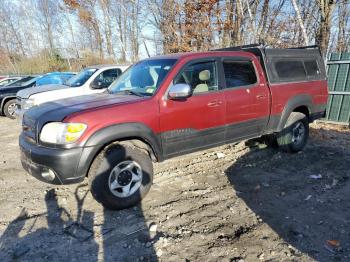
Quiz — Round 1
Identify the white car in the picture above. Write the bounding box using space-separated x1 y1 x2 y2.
16 65 129 118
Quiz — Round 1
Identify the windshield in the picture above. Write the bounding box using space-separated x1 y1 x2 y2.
6 76 34 86
65 68 97 87
108 59 177 96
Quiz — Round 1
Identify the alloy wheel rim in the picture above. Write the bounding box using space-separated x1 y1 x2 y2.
108 160 143 198
292 122 305 145
7 103 16 116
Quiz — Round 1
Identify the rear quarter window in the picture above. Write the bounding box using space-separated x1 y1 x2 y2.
223 61 257 88
304 60 320 77
274 60 306 80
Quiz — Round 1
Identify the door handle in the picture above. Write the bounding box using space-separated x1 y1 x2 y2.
207 101 218 107
207 100 223 107
256 94 267 99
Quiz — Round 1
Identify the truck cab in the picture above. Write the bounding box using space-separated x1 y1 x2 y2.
19 46 328 210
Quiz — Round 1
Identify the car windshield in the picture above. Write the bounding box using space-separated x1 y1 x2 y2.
108 59 177 96
65 68 97 87
6 76 34 86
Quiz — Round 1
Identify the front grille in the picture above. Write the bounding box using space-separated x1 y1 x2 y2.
22 115 36 143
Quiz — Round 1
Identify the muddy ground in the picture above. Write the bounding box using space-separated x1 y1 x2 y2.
0 118 349 262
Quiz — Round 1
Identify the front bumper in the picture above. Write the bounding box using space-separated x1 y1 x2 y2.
15 108 24 121
19 134 86 185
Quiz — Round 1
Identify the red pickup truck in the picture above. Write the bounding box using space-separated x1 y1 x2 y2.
19 45 328 210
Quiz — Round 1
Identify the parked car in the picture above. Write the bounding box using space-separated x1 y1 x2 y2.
16 65 129 118
0 77 22 87
0 72 75 119
19 45 328 210
4 76 36 87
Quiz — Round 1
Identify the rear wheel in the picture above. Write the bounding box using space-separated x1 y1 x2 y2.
88 144 153 210
4 99 17 119
277 112 309 153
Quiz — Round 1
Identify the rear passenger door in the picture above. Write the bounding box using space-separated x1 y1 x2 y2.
222 58 270 142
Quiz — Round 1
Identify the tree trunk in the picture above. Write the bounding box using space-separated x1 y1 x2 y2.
257 0 270 43
291 0 309 46
316 0 336 54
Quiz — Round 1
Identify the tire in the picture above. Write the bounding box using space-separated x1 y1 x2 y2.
88 143 153 210
4 99 17 119
261 134 278 148
277 112 309 153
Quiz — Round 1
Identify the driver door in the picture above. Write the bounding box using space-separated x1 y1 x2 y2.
159 59 226 158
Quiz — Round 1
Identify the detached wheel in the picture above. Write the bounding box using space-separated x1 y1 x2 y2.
4 99 17 119
88 144 153 210
277 112 309 153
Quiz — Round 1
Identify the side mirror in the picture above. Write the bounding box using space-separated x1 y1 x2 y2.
90 80 105 89
168 84 192 100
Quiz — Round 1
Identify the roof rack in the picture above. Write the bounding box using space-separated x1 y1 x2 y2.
287 45 319 49
213 44 319 51
212 43 263 52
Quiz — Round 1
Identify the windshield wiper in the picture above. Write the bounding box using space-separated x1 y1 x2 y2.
118 90 145 97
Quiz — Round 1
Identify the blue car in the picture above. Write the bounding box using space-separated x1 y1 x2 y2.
35 72 76 86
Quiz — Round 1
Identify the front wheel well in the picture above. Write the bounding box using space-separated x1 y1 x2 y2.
86 137 158 178
1 97 16 114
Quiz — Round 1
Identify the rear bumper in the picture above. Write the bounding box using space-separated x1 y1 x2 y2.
19 134 86 185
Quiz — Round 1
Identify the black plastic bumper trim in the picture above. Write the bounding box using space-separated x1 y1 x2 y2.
19 134 85 185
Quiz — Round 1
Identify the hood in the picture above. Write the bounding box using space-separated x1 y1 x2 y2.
17 84 68 99
25 93 145 129
0 85 25 96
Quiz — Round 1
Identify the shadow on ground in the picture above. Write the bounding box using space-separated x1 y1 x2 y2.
0 146 159 261
0 185 159 261
226 127 350 261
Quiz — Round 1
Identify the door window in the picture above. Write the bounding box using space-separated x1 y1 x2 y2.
94 69 122 88
173 61 218 94
223 61 257 88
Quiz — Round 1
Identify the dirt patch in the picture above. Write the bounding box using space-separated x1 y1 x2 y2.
0 118 349 261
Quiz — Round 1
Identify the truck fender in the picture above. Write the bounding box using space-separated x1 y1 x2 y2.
276 94 312 131
76 123 163 178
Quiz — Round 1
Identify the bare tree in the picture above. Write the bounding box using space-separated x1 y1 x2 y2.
337 1 350 52
316 0 337 54
99 0 114 58
36 0 60 51
291 0 309 45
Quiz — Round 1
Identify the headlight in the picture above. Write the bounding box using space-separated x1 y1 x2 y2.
40 122 87 144
22 98 35 110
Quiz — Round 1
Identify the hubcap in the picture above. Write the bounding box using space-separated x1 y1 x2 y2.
7 103 16 116
108 160 143 198
292 122 305 145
